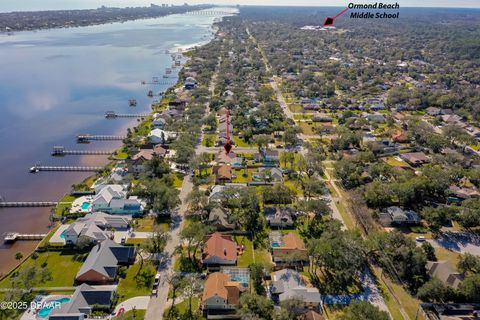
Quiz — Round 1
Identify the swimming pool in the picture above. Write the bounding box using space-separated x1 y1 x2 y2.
271 242 280 247
81 202 90 210
37 297 70 317
60 231 65 239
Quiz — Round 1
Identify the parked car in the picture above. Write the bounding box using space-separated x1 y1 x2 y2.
415 236 426 242
153 273 161 287
151 288 158 297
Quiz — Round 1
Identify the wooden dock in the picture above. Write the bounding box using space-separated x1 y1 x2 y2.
4 232 47 243
0 201 58 208
77 134 126 142
51 146 113 156
30 165 103 173
105 111 150 119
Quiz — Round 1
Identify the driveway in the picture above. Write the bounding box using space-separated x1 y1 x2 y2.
113 296 150 315
430 231 480 255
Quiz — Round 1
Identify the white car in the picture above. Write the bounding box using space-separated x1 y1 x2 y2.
415 236 426 242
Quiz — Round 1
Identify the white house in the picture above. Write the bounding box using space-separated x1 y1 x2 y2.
148 128 175 144
91 185 144 215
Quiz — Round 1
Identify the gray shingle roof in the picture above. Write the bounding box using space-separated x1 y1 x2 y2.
76 240 135 280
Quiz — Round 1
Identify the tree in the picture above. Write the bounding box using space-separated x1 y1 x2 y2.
143 154 170 179
417 278 450 303
185 186 209 214
15 252 23 261
239 293 274 320
278 298 303 319
180 221 211 262
422 242 437 261
178 275 203 317
142 228 170 260
283 126 301 146
133 179 180 215
459 274 480 302
338 301 389 320
249 263 270 295
190 152 211 177
457 199 480 229
457 253 480 274
262 184 295 205
253 134 272 151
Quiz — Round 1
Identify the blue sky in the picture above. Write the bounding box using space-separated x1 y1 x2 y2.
0 0 479 12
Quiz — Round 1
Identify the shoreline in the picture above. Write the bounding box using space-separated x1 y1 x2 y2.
0 22 219 279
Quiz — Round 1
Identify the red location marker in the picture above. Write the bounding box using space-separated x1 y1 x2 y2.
323 7 349 27
324 17 334 26
224 141 233 155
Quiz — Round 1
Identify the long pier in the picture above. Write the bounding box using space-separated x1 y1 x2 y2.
52 146 113 156
30 165 103 173
4 232 47 243
105 111 150 119
0 201 58 208
77 134 126 142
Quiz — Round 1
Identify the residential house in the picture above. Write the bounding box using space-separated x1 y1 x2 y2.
202 232 237 267
449 185 480 200
426 261 464 289
219 121 234 140
213 164 233 184
209 184 247 202
128 145 168 173
215 151 236 165
269 232 308 265
392 130 410 143
265 207 299 227
49 284 116 320
400 152 430 166
184 77 198 90
420 303 480 320
148 128 175 144
209 207 234 231
76 240 135 283
365 113 386 123
297 311 325 320
258 167 283 182
318 123 336 134
426 107 442 117
91 185 143 215
62 212 130 245
379 206 421 226
152 113 166 129
231 157 245 168
254 148 279 164
270 269 322 309
202 272 243 313
312 114 333 122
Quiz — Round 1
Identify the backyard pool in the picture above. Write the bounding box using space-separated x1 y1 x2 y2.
59 231 65 239
81 202 91 210
37 297 70 318
271 242 280 247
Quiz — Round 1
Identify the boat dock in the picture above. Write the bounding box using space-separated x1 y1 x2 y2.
0 201 58 208
51 146 113 156
105 111 149 119
77 134 126 142
30 165 104 173
4 232 47 243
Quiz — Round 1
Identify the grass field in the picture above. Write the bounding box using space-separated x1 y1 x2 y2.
201 134 217 147
117 261 157 301
233 136 254 147
234 235 255 267
0 251 84 288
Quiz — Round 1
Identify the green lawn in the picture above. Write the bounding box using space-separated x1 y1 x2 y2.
0 251 84 288
163 297 204 319
202 134 217 147
233 136 253 147
117 261 157 301
173 173 185 188
234 236 255 267
115 148 129 159
118 309 146 320
232 168 257 183
54 194 77 217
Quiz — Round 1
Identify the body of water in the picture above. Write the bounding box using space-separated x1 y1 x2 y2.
0 8 236 275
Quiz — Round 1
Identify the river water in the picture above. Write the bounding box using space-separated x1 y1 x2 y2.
0 8 236 275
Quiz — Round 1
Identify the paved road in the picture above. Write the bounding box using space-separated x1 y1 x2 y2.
144 175 193 320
